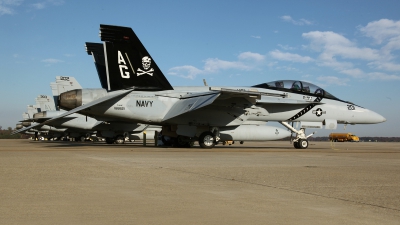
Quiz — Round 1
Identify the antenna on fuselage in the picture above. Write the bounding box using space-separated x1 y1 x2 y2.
203 79 208 86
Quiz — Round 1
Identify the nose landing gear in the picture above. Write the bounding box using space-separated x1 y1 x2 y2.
280 122 314 149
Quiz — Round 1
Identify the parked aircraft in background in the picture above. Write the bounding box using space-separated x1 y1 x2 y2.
16 99 66 140
30 76 155 143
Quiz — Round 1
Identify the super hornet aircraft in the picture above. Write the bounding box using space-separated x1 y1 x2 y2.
15 24 386 149
83 42 290 145
14 47 289 145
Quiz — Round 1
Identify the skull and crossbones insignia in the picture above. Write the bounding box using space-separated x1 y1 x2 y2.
137 56 154 76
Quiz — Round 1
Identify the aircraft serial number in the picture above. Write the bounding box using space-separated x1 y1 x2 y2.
60 76 70 81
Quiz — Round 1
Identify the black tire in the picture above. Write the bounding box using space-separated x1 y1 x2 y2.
105 137 114 144
199 132 215 149
161 135 173 146
299 139 309 149
293 141 300 149
186 141 195 148
175 135 187 147
173 136 194 148
115 135 125 144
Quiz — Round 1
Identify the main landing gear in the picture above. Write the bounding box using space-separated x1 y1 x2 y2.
159 127 219 148
198 131 216 148
105 135 126 144
198 128 220 149
280 122 314 149
160 135 195 148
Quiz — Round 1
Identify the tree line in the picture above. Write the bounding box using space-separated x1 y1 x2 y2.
0 126 31 139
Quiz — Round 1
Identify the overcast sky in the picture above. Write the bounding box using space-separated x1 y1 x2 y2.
1 0 399 136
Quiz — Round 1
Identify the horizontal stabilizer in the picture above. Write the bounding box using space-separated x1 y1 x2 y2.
12 89 134 135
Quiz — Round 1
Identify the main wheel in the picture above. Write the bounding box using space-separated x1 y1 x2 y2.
299 139 309 149
293 141 300 149
115 135 125 144
186 141 195 148
199 131 215 149
105 137 114 144
161 135 173 146
174 135 186 147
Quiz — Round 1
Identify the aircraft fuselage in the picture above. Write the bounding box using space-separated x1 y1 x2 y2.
63 84 385 127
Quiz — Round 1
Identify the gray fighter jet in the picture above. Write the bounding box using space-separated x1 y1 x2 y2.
83 42 291 146
16 25 385 149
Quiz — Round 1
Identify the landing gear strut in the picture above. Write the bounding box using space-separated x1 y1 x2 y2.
280 122 314 149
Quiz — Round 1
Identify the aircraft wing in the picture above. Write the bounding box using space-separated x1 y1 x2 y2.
12 89 134 135
210 87 323 105
160 88 321 121
160 91 221 121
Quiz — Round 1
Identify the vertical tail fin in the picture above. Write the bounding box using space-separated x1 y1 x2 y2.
85 42 108 89
26 105 40 118
35 95 56 111
50 76 82 110
22 112 29 120
99 24 173 91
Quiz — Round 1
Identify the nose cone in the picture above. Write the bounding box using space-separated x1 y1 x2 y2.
59 89 82 110
367 110 386 124
355 109 386 124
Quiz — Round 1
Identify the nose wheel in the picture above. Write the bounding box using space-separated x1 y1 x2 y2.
280 122 313 149
294 139 308 149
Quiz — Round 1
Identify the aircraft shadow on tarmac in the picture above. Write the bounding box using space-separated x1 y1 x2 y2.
32 140 332 152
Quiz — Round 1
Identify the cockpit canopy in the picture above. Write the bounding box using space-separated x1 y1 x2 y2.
252 80 338 100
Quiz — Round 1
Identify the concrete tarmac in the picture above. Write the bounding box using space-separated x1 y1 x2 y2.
0 139 399 225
